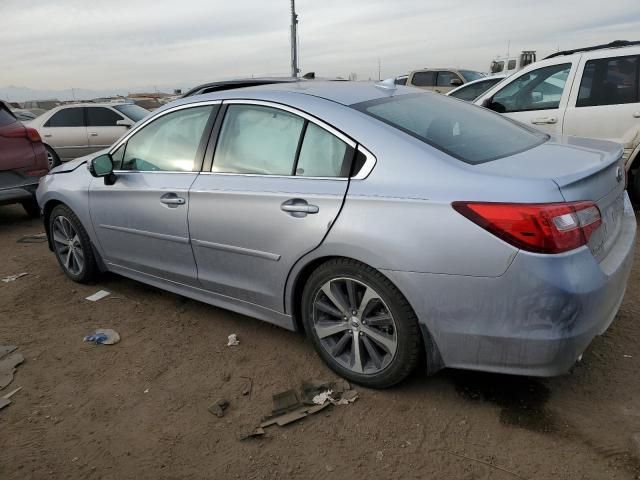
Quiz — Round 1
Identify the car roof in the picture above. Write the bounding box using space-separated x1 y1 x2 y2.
177 81 418 107
51 102 127 108
544 39 640 59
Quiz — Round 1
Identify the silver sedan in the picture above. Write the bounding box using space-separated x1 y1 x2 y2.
36 82 637 388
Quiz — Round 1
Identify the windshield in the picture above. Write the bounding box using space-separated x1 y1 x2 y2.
459 70 485 81
113 103 150 122
351 93 547 164
449 78 502 101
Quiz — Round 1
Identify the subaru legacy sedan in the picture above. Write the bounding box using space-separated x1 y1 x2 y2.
36 82 636 388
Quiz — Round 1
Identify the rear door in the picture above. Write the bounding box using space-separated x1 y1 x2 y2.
483 60 578 134
189 101 355 312
40 107 89 161
90 104 217 285
409 71 437 91
434 71 463 94
563 52 640 167
86 107 129 153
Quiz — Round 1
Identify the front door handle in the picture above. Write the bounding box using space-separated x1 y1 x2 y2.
531 117 557 125
160 193 185 208
633 112 640 118
281 199 319 217
90 132 98 137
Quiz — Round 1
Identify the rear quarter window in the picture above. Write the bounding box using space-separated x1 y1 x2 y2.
351 92 547 165
0 106 17 126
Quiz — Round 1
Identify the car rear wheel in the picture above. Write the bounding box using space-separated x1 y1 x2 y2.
49 205 98 283
45 145 61 170
301 258 422 388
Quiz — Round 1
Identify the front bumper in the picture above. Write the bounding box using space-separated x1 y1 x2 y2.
384 193 637 377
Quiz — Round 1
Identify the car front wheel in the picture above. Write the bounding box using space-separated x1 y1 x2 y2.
302 258 422 388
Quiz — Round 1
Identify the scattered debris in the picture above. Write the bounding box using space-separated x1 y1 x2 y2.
143 388 149 394
240 377 253 397
241 379 358 440
83 329 120 345
0 348 24 389
624 355 633 358
375 451 384 461
1 272 28 283
17 232 47 244
85 290 111 302
447 451 523 479
227 334 239 346
208 399 230 418
0 387 23 411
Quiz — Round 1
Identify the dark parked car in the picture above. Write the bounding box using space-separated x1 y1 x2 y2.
0 101 48 216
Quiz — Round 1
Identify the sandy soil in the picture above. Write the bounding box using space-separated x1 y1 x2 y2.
1 203 639 480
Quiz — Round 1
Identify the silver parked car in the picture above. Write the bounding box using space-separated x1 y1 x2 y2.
36 82 637 388
28 103 150 168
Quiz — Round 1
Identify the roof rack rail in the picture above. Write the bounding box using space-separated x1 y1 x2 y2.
545 40 640 59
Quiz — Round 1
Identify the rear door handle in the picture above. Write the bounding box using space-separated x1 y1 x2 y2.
44 134 52 138
90 132 98 137
633 112 640 118
160 193 185 208
281 199 319 217
531 117 557 125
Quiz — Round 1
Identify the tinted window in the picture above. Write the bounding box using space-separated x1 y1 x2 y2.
507 60 517 70
491 61 505 74
460 70 485 81
296 123 351 177
113 104 150 122
87 107 123 127
577 55 639 107
352 93 546 165
437 71 460 87
394 77 407 85
449 78 502 101
213 105 304 175
411 71 436 87
45 108 84 127
491 63 571 113
121 105 213 172
0 106 16 126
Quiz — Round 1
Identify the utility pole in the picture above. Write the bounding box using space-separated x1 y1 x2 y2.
290 0 299 78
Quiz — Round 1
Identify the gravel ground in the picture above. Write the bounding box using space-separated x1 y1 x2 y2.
1 203 639 480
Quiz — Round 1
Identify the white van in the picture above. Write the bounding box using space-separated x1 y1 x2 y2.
476 40 640 200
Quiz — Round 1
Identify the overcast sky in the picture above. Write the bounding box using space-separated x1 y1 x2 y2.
2 0 640 91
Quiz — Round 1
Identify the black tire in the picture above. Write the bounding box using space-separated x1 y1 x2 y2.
45 145 61 170
49 204 98 283
21 197 40 218
301 258 422 388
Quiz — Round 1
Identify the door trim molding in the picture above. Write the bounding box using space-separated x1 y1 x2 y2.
99 224 190 244
192 238 281 261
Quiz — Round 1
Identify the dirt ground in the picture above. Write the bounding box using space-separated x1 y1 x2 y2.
1 204 639 480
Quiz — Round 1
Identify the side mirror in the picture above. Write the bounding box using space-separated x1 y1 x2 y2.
116 119 133 128
450 78 463 87
88 153 116 185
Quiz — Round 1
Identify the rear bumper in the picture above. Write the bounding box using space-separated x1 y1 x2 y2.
384 193 637 377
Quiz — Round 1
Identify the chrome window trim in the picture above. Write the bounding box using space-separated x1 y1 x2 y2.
108 100 223 154
353 145 376 180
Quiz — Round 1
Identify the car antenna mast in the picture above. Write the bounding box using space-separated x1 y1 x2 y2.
290 0 300 78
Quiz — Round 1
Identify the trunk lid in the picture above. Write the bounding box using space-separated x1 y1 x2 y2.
475 135 627 262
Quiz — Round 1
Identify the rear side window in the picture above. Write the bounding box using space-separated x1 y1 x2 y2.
45 108 84 127
87 107 123 127
508 60 517 70
0 106 16 126
213 104 354 177
411 71 436 87
576 55 639 107
352 92 547 165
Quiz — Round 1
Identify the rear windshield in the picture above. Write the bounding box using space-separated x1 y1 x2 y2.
351 93 547 164
0 105 17 126
113 104 150 122
460 70 485 81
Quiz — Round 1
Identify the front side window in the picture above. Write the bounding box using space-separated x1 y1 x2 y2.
394 77 407 86
87 107 123 127
491 63 571 113
411 71 436 87
507 60 517 70
352 92 547 165
577 55 639 107
45 108 84 127
120 105 213 172
491 61 505 74
437 71 460 87
449 78 502 101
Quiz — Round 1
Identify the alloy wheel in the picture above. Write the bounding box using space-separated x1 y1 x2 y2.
46 150 55 170
312 277 398 375
52 216 84 276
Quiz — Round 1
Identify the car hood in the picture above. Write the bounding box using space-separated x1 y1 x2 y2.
50 149 108 174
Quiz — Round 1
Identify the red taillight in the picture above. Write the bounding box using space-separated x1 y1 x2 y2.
25 127 41 143
452 201 602 254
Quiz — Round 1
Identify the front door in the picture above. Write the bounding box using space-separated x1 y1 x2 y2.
563 52 640 166
40 106 90 161
485 61 577 134
433 71 462 94
86 106 129 153
90 104 216 285
189 102 354 312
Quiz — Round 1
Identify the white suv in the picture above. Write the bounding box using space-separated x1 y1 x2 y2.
475 40 640 200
